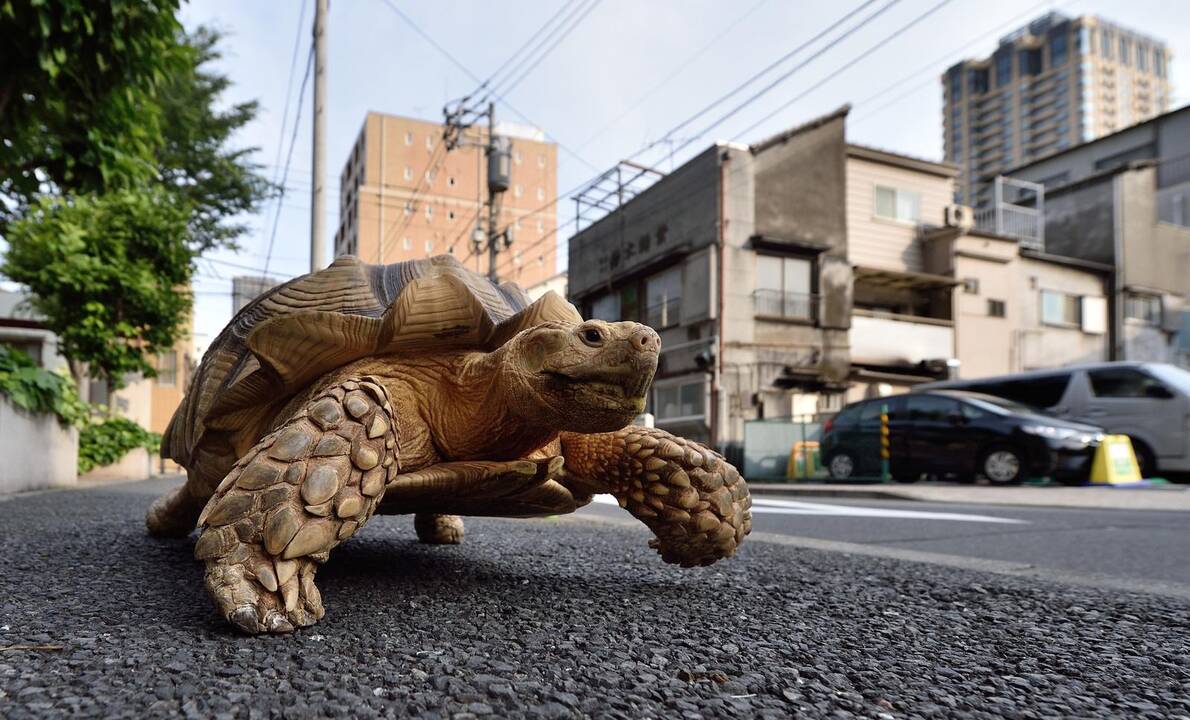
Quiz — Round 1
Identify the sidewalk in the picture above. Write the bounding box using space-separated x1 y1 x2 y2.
748 481 1190 511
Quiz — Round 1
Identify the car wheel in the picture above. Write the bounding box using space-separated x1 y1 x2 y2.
827 452 856 481
1128 439 1156 478
981 446 1024 485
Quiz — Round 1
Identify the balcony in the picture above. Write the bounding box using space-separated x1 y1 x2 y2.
850 311 954 366
753 290 816 322
973 175 1045 250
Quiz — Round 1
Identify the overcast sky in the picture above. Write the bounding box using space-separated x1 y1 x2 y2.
179 0 1190 355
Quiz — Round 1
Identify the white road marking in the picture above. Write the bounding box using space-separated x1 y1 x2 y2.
591 494 1026 525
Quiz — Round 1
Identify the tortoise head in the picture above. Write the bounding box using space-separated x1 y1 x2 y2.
504 319 660 432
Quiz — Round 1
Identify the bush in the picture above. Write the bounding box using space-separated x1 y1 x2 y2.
0 344 88 427
78 416 161 475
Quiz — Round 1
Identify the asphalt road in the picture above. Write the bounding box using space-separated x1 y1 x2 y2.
581 493 1190 586
2 477 1189 719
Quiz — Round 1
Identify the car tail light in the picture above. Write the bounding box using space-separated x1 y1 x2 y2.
823 417 834 436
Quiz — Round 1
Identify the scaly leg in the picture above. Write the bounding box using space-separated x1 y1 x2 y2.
414 514 465 544
193 377 399 634
560 426 751 567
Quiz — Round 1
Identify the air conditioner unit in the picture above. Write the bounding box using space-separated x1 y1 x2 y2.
945 204 975 230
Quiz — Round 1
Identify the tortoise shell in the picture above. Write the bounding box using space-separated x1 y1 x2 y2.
163 254 580 468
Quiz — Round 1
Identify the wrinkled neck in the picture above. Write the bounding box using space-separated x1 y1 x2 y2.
429 347 556 461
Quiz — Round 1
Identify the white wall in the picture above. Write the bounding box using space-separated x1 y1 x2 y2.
0 398 78 494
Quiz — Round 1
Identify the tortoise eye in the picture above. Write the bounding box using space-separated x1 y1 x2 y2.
581 327 604 346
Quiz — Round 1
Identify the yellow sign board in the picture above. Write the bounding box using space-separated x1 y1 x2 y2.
1089 435 1143 485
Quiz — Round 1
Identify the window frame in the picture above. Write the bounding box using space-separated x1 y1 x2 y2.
873 185 922 225
753 253 815 322
1040 289 1082 328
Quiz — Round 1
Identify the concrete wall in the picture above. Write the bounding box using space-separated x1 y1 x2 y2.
951 234 1018 378
1119 165 1190 293
1042 175 1116 264
0 398 78 494
568 148 720 299
80 447 151 483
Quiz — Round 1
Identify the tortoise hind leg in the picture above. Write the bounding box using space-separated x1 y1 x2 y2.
194 377 399 634
146 478 206 537
414 513 465 544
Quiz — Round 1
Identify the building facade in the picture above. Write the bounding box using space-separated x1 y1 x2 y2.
333 112 558 288
568 107 1118 457
944 12 1171 208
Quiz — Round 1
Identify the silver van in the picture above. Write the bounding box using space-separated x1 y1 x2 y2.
916 362 1190 478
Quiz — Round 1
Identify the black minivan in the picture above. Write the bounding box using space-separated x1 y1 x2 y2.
821 390 1105 485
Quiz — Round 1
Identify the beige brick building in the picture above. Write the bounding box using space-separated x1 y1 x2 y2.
333 112 558 287
944 12 1172 208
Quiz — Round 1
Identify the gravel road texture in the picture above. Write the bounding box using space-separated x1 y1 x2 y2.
1 478 1188 718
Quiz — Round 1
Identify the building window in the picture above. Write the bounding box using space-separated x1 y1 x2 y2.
537 154 546 168
425 136 433 150
653 379 705 422
1041 290 1081 327
402 237 412 250
536 220 544 235
590 292 620 322
1136 44 1148 72
404 202 413 216
645 266 682 329
425 240 434 253
404 166 412 180
514 184 523 198
987 299 1006 317
448 210 456 220
1100 30 1113 59
874 186 921 223
1050 31 1068 67
962 278 980 294
425 205 433 220
404 131 413 145
425 170 435 184
513 150 522 165
995 52 1012 87
1124 293 1162 325
157 351 178 387
536 187 544 201
755 254 813 320
448 176 456 187
1119 37 1131 66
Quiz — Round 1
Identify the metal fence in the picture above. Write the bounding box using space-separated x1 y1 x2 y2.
752 290 816 321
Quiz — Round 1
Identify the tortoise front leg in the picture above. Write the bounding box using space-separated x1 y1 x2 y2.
193 377 399 634
559 426 752 567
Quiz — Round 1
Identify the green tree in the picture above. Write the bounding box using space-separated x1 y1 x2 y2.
156 26 273 254
1 190 193 389
0 0 185 215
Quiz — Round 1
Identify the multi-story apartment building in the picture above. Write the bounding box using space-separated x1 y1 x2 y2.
944 12 1171 208
333 112 559 288
567 107 1114 462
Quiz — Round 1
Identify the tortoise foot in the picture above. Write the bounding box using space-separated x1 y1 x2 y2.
415 513 465 544
205 547 324 634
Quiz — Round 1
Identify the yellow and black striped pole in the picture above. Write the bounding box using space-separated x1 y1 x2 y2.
880 403 890 482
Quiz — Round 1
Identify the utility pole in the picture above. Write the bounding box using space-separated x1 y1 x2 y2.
444 97 511 281
310 0 328 272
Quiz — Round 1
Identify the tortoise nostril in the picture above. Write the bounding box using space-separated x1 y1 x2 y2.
631 327 660 352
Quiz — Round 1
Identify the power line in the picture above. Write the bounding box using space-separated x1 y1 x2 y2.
482 0 583 94
373 0 599 173
848 0 1071 125
263 45 315 280
573 0 771 152
656 0 902 166
265 0 311 214
488 0 603 100
632 0 887 162
730 0 959 142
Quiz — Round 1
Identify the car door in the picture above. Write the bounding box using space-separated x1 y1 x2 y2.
1084 366 1185 459
904 394 968 474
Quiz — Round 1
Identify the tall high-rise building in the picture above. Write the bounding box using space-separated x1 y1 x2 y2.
943 12 1172 208
333 112 558 287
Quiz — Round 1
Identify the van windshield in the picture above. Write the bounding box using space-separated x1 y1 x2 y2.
1146 364 1190 395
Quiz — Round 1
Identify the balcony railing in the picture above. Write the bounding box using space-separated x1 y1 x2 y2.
973 175 1045 250
753 290 816 322
644 297 681 329
850 311 954 366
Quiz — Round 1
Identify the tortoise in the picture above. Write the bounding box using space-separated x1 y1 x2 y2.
147 254 752 634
